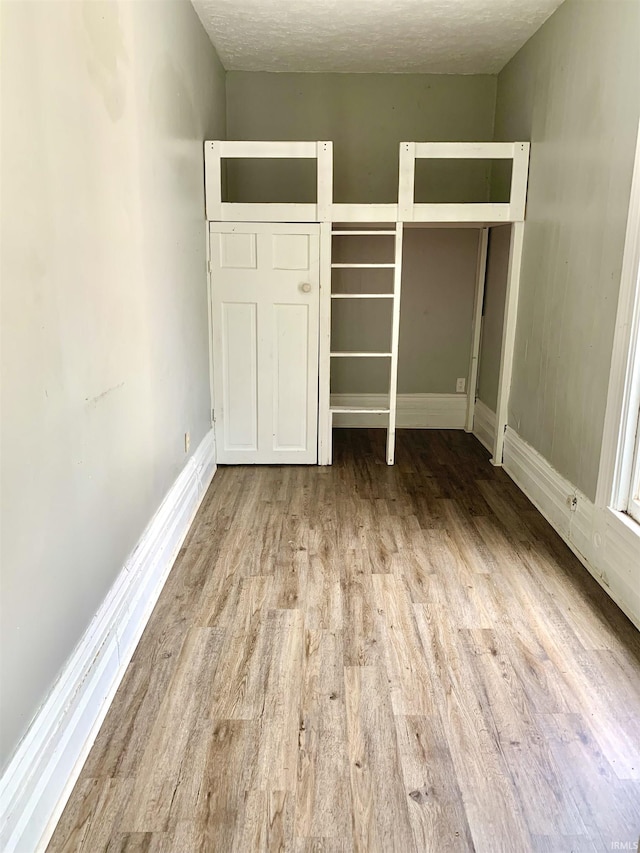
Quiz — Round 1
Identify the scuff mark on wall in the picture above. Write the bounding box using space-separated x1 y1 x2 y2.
85 381 124 407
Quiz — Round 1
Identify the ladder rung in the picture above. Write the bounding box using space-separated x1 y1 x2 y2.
330 352 392 358
332 230 396 236
331 293 394 299
331 406 390 414
331 263 395 269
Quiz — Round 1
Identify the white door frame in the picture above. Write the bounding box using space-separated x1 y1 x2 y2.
596 119 640 514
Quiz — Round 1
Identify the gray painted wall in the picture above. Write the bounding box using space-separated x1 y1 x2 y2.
398 229 479 394
226 72 497 203
0 0 225 768
488 0 640 499
331 229 480 395
226 73 494 395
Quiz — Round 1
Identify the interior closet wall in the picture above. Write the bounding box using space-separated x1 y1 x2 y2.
226 72 496 399
330 229 479 396
0 0 226 769
486 0 640 499
398 229 479 393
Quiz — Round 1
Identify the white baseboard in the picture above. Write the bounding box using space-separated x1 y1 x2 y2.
503 427 640 631
0 430 217 853
331 393 467 429
472 399 496 453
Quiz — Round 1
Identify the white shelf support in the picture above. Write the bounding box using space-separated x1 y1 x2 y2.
398 143 415 221
332 230 397 236
330 204 398 222
387 223 404 465
318 222 332 466
466 227 489 431
331 406 391 414
317 141 333 222
492 221 525 466
330 352 392 358
331 294 394 299
331 263 395 269
509 143 531 221
216 140 318 158
413 142 519 159
204 141 223 222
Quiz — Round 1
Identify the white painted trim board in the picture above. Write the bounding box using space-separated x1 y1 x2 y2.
472 399 496 453
492 220 524 466
502 427 640 631
386 222 404 464
0 430 217 853
596 118 640 511
466 229 489 432
331 393 467 429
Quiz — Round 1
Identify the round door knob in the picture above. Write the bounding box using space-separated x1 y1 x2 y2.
300 282 312 293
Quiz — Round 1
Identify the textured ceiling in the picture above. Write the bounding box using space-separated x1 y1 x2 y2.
191 0 565 74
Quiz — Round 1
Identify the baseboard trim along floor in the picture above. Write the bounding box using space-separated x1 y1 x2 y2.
502 426 640 631
0 430 217 853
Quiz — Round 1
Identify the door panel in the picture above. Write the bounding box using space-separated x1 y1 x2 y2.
273 303 309 451
221 302 258 451
210 222 320 464
220 232 257 268
272 233 310 269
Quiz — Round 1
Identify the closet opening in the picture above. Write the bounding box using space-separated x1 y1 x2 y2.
330 226 482 440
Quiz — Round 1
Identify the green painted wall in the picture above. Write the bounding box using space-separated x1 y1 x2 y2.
226 72 497 204
485 0 640 499
226 72 496 396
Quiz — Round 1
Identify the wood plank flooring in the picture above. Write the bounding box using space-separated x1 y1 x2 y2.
48 429 640 852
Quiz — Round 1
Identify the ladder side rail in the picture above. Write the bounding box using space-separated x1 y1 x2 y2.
387 223 404 465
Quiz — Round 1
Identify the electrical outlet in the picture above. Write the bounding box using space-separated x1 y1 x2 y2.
184 432 190 454
456 378 466 393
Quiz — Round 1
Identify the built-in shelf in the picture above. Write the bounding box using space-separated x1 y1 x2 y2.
330 406 390 414
332 230 396 236
330 352 392 358
331 293 394 299
331 263 395 269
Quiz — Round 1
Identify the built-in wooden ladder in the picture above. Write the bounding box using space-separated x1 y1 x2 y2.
324 224 403 465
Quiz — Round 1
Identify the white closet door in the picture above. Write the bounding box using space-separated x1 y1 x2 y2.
210 222 320 464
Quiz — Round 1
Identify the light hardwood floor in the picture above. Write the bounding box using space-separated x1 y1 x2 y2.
48 430 640 852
